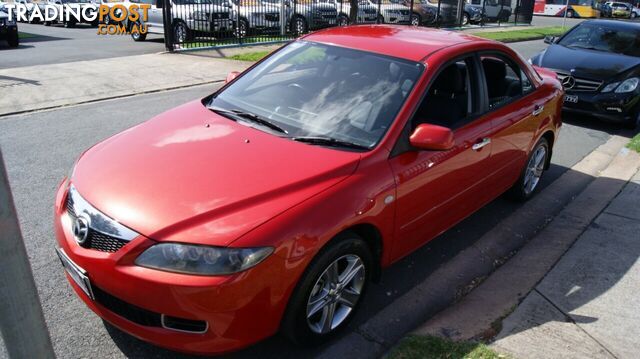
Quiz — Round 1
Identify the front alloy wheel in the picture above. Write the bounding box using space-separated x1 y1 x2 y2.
306 255 365 334
282 233 372 345
410 13 421 26
173 22 191 43
462 12 470 25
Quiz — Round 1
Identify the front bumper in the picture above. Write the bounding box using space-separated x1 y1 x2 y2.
53 180 299 355
562 90 640 124
186 19 233 33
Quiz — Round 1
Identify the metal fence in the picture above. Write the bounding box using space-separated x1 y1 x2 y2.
159 0 534 51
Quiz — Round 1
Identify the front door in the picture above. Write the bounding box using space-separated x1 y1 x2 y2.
388 55 498 260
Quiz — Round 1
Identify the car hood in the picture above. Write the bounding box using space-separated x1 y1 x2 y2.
72 101 361 246
538 44 640 80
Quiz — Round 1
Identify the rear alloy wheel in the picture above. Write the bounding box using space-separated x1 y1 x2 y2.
282 233 372 345
410 13 421 26
509 138 549 201
566 9 574 18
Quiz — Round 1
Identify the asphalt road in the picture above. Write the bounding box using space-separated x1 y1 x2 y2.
0 22 166 69
0 72 619 358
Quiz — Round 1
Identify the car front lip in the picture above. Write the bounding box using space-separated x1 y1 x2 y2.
54 180 301 355
562 90 640 123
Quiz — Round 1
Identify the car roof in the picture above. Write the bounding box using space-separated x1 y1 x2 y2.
302 25 492 63
579 19 640 30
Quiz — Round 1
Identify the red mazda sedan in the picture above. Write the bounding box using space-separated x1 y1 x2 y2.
54 25 563 354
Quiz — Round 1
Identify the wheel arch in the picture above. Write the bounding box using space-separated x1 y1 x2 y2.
540 130 555 170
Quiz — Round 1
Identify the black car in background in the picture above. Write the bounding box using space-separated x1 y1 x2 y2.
531 20 640 128
0 3 19 48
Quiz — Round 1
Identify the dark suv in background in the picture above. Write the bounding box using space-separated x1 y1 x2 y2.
0 3 19 48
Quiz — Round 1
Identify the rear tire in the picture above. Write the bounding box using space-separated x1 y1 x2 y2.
173 21 192 43
410 13 421 26
281 232 372 346
508 138 549 201
338 15 349 26
131 27 147 41
7 31 19 48
291 16 308 35
566 9 575 18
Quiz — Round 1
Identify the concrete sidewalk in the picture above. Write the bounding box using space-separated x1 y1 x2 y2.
492 168 640 359
0 52 253 117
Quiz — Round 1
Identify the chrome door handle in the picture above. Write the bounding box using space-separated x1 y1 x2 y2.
472 138 491 151
532 105 544 116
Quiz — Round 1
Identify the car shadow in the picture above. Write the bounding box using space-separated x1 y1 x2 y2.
105 157 614 358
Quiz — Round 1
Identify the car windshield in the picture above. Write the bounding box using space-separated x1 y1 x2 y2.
558 23 640 57
208 41 423 149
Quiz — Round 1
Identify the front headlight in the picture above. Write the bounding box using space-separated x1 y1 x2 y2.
135 243 274 275
601 81 620 93
614 77 639 93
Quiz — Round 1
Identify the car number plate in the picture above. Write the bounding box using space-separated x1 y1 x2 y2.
56 248 94 300
564 95 578 103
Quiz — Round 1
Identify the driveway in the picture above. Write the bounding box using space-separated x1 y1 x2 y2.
0 23 166 69
0 80 618 358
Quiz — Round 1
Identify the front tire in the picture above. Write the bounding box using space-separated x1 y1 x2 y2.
234 18 249 38
508 138 549 201
410 13 421 26
291 16 308 35
281 233 372 346
462 12 470 25
173 21 192 43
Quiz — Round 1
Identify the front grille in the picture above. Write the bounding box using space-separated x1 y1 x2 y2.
93 285 162 327
212 12 229 20
555 71 603 92
265 13 279 21
66 196 128 253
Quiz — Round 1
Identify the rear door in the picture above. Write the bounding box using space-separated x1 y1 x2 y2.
478 52 547 193
388 55 499 260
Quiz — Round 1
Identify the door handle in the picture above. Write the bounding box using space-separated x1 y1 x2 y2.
472 138 491 151
532 105 544 116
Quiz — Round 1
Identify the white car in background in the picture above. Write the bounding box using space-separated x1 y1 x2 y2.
367 0 410 23
318 0 378 25
97 0 133 25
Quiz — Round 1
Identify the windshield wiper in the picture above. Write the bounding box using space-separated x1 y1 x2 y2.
209 107 288 134
291 136 370 150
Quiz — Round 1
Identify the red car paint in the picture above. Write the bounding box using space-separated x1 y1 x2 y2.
54 25 563 355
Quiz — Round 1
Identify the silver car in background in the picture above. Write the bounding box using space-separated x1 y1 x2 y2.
366 0 410 23
130 0 232 42
263 0 337 34
318 0 378 25
227 0 281 36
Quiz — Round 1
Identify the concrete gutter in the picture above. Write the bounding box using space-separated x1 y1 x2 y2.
318 134 632 359
415 135 640 342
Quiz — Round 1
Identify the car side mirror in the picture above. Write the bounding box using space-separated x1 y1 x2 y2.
409 123 454 151
225 71 240 84
543 35 557 44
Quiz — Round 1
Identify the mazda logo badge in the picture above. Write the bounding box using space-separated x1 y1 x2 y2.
72 215 90 244
562 76 576 90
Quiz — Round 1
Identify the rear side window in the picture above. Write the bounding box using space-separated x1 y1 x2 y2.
480 55 532 110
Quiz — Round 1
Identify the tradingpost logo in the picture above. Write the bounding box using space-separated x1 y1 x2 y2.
3 3 151 36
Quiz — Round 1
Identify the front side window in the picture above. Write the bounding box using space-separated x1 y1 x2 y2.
481 55 530 109
208 41 423 149
558 23 640 57
412 57 478 130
